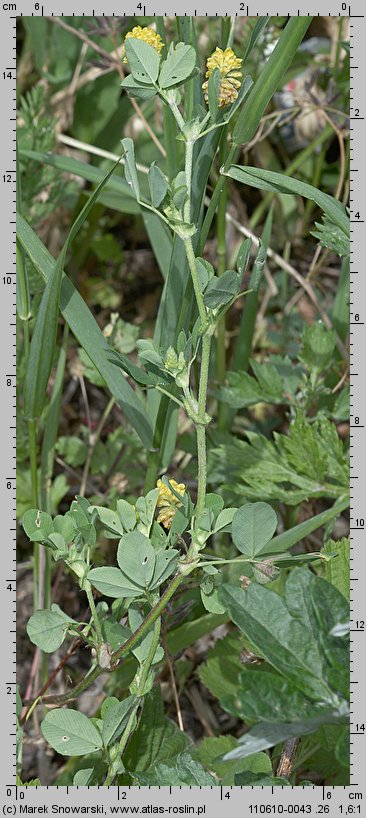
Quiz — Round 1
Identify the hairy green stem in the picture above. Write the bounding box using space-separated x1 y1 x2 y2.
195 333 212 521
183 237 207 328
85 584 103 648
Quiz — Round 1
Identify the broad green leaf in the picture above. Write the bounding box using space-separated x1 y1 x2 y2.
125 38 160 84
87 567 143 599
233 17 312 145
132 752 217 785
203 270 241 309
123 687 189 772
117 531 155 588
226 165 349 238
120 74 157 100
232 502 277 558
102 695 136 747
27 605 75 653
222 670 324 724
159 43 196 88
223 710 348 761
220 580 333 702
197 736 272 785
311 214 349 257
41 709 103 757
148 162 168 207
17 216 153 449
23 156 122 420
121 138 140 201
73 769 95 786
198 633 245 701
322 537 350 602
201 586 226 615
22 509 52 542
235 772 291 786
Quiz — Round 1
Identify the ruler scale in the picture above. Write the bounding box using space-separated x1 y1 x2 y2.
3 2 364 812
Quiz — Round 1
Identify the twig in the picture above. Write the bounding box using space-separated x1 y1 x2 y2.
161 620 185 731
21 639 82 721
276 737 300 780
47 17 120 65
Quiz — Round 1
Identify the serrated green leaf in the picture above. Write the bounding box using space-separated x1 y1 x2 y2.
41 709 103 757
132 752 218 785
196 736 272 785
123 687 189 772
198 633 245 701
232 502 277 558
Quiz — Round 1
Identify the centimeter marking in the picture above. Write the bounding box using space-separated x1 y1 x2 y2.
4 0 364 797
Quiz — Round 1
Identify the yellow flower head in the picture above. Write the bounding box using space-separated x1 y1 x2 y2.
156 478 185 530
123 26 164 63
202 46 242 109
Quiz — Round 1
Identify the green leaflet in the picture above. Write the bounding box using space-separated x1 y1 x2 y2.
17 215 153 449
27 605 76 653
196 736 272 786
225 165 349 238
41 710 103 757
158 43 196 89
125 38 160 84
123 687 189 773
232 502 278 558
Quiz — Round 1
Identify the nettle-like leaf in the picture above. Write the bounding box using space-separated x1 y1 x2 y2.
300 321 337 374
209 412 349 505
158 43 196 88
27 605 76 653
196 735 272 786
220 567 349 704
216 356 301 409
132 752 218 785
217 568 349 761
322 537 350 602
311 214 349 257
232 502 278 558
41 710 103 757
123 687 189 773
125 38 160 85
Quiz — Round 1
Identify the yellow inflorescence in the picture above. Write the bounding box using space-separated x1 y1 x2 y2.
202 46 243 108
123 26 164 63
156 478 185 530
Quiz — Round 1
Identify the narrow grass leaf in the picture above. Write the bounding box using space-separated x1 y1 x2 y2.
17 215 153 448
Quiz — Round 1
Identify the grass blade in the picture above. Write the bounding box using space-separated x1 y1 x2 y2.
233 17 313 146
23 156 123 421
17 214 153 449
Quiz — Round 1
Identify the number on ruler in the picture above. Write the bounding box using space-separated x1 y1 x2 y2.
2 71 13 80
355 519 364 528
355 621 365 629
3 174 12 183
6 583 13 591
2 277 12 284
